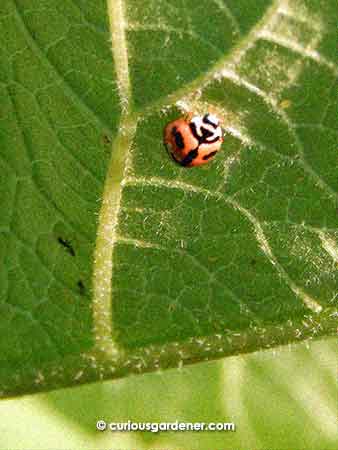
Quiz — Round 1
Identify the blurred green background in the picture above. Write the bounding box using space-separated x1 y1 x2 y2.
1 338 336 449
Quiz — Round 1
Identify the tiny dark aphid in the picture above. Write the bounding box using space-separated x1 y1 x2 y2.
57 237 75 257
77 280 86 296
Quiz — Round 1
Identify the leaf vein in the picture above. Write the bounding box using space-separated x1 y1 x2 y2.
259 31 338 76
12 0 111 132
125 175 324 313
216 69 338 202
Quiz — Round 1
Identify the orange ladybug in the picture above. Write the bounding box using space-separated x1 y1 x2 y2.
164 113 223 167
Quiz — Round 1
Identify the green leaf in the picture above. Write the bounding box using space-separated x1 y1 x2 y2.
0 0 337 397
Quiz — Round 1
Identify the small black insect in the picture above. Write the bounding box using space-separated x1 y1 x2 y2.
77 280 85 296
57 237 75 257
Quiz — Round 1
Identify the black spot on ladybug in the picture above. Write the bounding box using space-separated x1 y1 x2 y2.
200 127 214 141
203 114 218 128
190 123 217 145
189 122 200 141
171 127 185 150
180 148 199 166
77 280 85 296
202 150 217 161
206 135 221 144
57 237 75 256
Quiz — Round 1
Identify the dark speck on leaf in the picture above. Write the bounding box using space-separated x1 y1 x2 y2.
77 280 85 296
102 134 112 146
57 237 75 256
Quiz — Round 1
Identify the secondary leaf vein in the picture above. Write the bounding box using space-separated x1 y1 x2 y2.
124 175 323 313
